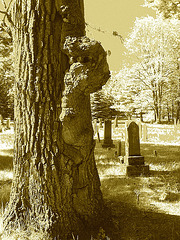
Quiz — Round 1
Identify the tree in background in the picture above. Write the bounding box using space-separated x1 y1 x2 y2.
105 69 154 121
0 22 14 118
124 16 180 122
143 1 180 122
2 0 110 239
144 0 180 19
91 88 118 120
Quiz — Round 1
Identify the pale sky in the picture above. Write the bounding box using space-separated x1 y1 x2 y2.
84 0 155 70
0 0 155 71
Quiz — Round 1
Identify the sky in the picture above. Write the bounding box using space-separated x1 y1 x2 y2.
0 0 155 71
84 0 155 71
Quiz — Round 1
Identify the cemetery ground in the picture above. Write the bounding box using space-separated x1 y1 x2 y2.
0 127 180 239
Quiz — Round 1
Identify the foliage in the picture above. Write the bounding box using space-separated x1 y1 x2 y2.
91 88 118 119
105 69 154 119
124 16 180 122
0 22 14 119
144 0 180 19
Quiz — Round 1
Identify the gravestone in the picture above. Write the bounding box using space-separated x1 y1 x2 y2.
102 119 115 148
119 121 149 176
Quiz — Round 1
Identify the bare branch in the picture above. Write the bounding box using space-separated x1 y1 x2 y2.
0 10 7 14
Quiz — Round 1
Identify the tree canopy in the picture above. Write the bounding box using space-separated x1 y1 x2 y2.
144 0 180 19
0 22 14 118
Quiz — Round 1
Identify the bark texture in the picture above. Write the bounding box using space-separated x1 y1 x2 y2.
3 0 110 239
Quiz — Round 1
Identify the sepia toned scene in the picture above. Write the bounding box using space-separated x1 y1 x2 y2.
0 0 180 239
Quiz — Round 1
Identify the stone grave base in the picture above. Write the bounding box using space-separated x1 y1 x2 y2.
102 140 115 148
124 156 145 165
118 156 149 177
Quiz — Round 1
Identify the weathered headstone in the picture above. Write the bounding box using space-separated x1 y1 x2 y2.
125 121 140 156
102 119 115 148
119 121 149 176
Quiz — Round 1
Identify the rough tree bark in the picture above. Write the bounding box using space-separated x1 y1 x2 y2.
3 0 110 239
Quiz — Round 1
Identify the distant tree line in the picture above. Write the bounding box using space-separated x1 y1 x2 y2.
0 22 14 119
96 1 180 123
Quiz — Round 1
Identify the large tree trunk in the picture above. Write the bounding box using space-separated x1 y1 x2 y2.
3 1 110 239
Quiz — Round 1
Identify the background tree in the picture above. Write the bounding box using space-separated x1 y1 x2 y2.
90 89 118 120
106 69 154 121
2 0 110 239
124 16 180 122
0 22 14 119
144 0 180 19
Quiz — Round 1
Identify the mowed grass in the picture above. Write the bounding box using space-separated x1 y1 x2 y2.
95 140 180 239
0 131 180 239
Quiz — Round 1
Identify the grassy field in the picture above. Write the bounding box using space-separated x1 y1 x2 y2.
0 130 180 239
95 141 180 240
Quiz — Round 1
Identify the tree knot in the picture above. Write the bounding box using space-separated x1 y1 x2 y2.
60 36 110 146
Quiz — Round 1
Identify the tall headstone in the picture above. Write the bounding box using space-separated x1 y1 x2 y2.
102 119 115 148
125 121 140 156
119 121 149 176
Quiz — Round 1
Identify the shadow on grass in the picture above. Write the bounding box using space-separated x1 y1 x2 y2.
149 170 172 176
0 179 11 207
0 153 13 170
100 177 180 240
102 197 180 240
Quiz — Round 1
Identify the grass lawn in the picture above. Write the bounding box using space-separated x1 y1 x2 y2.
0 130 180 239
95 141 180 240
